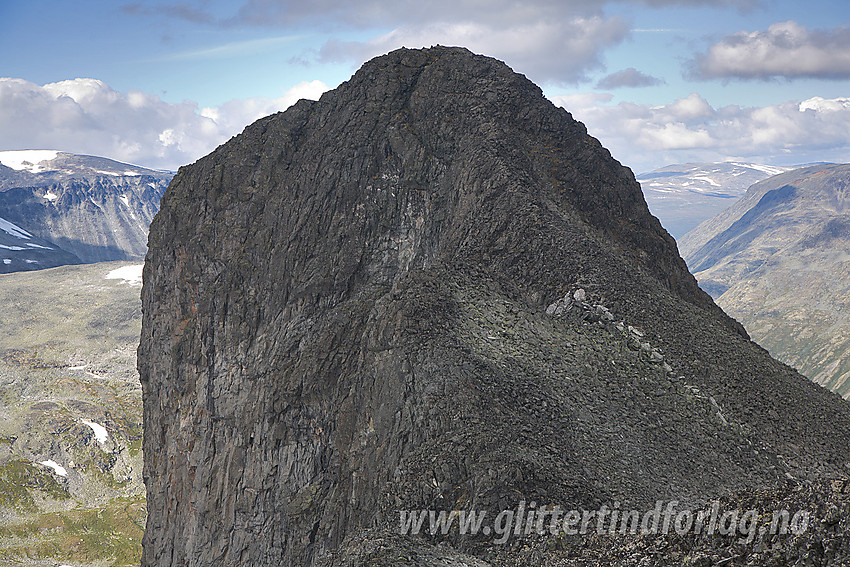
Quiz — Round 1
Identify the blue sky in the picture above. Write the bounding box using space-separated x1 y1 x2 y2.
2 0 850 172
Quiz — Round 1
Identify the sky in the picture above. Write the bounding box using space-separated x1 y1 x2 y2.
1 0 849 173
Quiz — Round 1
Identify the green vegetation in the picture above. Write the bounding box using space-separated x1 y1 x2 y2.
0 459 70 511
0 496 145 567
0 262 147 566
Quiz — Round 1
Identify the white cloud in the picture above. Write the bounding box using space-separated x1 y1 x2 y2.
551 93 850 172
595 67 664 89
316 17 629 84
690 21 850 80
0 78 328 170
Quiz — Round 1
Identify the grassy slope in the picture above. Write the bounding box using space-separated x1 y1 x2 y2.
0 261 145 566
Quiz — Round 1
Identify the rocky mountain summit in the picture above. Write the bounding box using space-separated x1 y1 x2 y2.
0 151 171 272
681 163 850 399
140 47 850 566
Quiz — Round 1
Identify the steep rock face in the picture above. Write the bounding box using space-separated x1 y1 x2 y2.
140 48 850 566
682 164 850 398
0 177 166 263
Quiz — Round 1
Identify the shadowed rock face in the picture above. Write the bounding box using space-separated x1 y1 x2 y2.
139 47 850 566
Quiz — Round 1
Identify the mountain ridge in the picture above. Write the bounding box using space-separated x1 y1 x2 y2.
637 162 797 238
0 151 171 271
682 163 850 399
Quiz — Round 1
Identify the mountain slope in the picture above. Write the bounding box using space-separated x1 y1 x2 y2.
0 151 171 267
139 47 850 567
0 215 81 273
637 162 795 239
682 163 850 398
0 261 146 566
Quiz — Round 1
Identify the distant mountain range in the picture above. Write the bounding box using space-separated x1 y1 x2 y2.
681 163 850 399
638 162 797 238
0 150 171 273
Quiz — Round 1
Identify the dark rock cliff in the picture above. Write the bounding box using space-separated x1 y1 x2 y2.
139 47 850 566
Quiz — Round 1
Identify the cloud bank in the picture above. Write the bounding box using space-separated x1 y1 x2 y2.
552 92 850 172
690 21 850 80
0 78 327 170
3 74 848 174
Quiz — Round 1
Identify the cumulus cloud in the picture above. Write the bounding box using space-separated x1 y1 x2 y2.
551 92 850 172
0 78 328 170
316 17 629 84
595 67 665 89
690 21 850 80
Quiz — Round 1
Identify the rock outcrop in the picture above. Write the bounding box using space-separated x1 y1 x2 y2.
139 47 850 566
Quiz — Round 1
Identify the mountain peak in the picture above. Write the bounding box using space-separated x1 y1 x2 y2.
140 48 850 566
0 150 171 191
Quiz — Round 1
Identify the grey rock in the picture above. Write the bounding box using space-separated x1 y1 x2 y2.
139 47 850 567
595 304 614 322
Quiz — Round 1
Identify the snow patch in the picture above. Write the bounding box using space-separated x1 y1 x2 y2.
26 242 52 249
25 259 38 264
3 259 10 264
746 163 789 176
0 245 25 250
95 169 120 177
81 419 109 445
105 264 143 286
123 170 140 176
43 190 58 201
0 150 59 172
0 217 31 239
40 459 68 477
691 175 721 187
119 195 130 208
